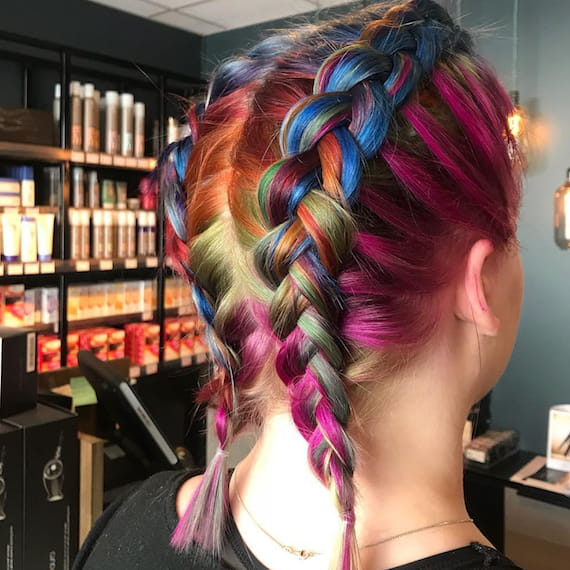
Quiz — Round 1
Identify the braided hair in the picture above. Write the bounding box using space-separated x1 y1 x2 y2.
148 2 521 568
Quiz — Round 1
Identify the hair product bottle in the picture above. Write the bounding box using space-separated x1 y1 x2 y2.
72 167 85 208
134 102 145 158
120 93 134 157
83 83 97 153
103 210 114 259
69 209 81 259
146 211 156 257
104 91 120 155
92 210 104 259
87 171 100 209
70 81 83 151
79 209 91 260
116 210 128 258
137 210 147 256
126 210 136 258
53 83 61 146
20 215 37 263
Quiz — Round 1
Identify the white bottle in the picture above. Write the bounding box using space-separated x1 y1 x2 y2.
105 91 120 155
120 93 134 157
20 216 37 263
83 83 97 152
103 210 114 259
134 102 145 158
70 81 83 151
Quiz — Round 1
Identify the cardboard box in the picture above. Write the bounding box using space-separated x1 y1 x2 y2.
67 286 81 322
0 327 37 418
106 328 125 360
6 403 79 569
67 333 79 368
124 322 159 365
163 318 180 361
547 404 570 471
23 289 35 327
0 422 24 569
40 287 58 325
37 334 61 373
78 329 108 362
1 286 25 328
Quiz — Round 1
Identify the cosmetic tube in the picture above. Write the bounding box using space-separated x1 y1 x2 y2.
70 81 83 151
20 216 37 263
80 209 91 259
37 213 55 262
120 93 134 156
146 211 156 256
103 210 114 259
137 210 147 256
2 212 21 261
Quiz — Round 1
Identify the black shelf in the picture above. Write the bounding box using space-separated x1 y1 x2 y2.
67 311 156 331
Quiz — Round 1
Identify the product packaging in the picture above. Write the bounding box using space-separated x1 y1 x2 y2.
180 317 196 358
0 421 24 569
114 282 125 315
20 215 37 263
83 83 97 153
80 209 91 260
2 285 25 327
146 211 156 256
23 289 35 327
87 170 100 209
547 404 570 471
124 322 159 365
72 167 85 208
116 181 127 210
37 335 61 372
134 102 145 158
67 286 81 322
104 91 120 155
67 333 79 368
163 318 181 361
116 210 128 258
120 93 134 156
0 327 37 417
5 403 79 569
0 179 21 207
126 210 136 258
79 328 108 361
6 166 35 207
36 213 55 262
143 280 154 312
2 211 21 261
137 210 147 256
106 328 125 360
124 281 140 314
43 167 60 208
102 210 114 259
40 288 59 325
103 283 115 316
70 81 83 151
101 180 116 209
53 83 61 145
68 209 81 260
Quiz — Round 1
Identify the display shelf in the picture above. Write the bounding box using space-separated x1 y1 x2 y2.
0 257 158 278
67 310 156 331
38 358 131 390
128 353 208 382
70 150 156 172
0 140 69 163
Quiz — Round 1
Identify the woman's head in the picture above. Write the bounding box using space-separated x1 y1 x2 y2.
155 1 523 567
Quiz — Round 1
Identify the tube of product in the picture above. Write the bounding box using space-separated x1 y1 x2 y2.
69 209 81 259
103 210 114 259
2 212 21 261
101 179 116 209
146 211 156 256
120 93 134 156
93 89 101 151
105 91 120 155
137 210 147 256
134 102 145 158
87 170 100 209
70 81 83 151
53 83 61 146
116 210 128 258
83 83 97 152
72 166 85 208
36 213 55 262
126 210 136 258
116 181 127 210
92 209 104 258
80 209 91 259
20 215 37 263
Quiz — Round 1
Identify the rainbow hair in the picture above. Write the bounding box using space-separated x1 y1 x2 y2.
149 1 522 568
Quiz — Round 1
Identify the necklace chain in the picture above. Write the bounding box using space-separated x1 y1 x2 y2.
234 476 473 561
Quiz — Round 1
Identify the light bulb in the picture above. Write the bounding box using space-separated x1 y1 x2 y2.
508 90 525 139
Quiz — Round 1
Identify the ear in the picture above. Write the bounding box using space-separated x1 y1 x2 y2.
454 239 500 336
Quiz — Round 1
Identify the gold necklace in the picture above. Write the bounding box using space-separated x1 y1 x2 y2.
233 478 473 561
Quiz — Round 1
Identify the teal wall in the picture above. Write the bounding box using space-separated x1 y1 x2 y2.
202 0 570 454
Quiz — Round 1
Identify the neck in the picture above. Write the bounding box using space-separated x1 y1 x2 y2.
229 363 491 569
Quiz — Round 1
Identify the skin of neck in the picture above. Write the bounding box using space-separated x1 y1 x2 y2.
228 308 497 570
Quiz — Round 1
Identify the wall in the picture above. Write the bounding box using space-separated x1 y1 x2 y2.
0 0 201 79
203 0 570 454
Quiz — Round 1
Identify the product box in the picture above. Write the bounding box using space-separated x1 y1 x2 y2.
106 328 125 360
163 318 180 361
40 287 58 325
1 286 25 327
37 334 61 373
0 422 24 570
114 282 125 315
78 328 108 361
102 282 115 316
67 286 81 321
0 327 36 418
125 322 159 365
6 403 79 569
23 289 35 327
124 281 140 315
143 280 154 313
67 333 79 368
547 404 570 471
180 316 196 358
0 179 21 207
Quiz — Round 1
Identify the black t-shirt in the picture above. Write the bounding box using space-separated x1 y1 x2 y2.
73 470 523 570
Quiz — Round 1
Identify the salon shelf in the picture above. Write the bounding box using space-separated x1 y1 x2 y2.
67 310 157 331
128 353 208 382
0 256 159 278
0 141 157 171
0 206 59 214
162 306 197 318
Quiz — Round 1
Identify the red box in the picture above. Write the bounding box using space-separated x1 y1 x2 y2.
78 328 108 362
163 318 180 361
124 322 159 365
37 334 61 372
67 333 79 367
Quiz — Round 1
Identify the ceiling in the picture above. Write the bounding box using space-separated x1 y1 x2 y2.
90 0 352 36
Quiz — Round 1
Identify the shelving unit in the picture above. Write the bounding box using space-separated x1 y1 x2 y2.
0 31 208 386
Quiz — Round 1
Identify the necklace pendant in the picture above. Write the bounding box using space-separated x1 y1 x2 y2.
283 545 314 560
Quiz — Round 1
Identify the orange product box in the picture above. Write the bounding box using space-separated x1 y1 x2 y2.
179 316 196 358
37 334 61 372
1 285 25 327
124 322 159 365
78 328 108 361
114 282 126 315
163 318 180 361
67 332 80 367
106 328 125 360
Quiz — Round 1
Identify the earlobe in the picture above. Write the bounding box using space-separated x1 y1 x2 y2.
455 239 501 336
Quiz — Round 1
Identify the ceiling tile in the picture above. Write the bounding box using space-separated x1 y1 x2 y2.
151 0 204 8
181 0 316 30
152 10 225 34
90 0 164 18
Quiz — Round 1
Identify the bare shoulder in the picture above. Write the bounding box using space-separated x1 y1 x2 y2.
176 473 204 518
